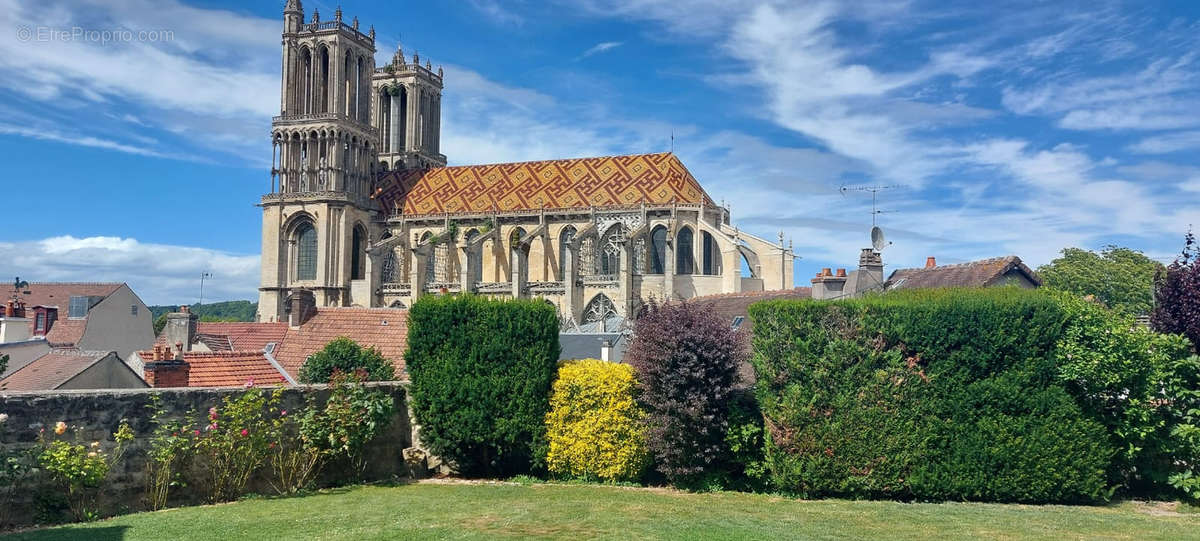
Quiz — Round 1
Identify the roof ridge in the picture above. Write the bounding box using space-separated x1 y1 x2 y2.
404 151 673 172
26 282 124 286
895 255 1018 273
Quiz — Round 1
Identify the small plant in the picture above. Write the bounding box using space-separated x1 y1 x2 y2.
0 412 36 528
480 219 496 234
268 403 322 494
144 394 193 511
192 386 283 502
545 359 648 482
37 420 134 522
445 221 459 242
300 371 395 479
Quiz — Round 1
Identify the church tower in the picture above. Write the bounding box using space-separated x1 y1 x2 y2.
259 1 382 322
373 45 446 171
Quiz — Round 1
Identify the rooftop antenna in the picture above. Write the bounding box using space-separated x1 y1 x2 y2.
840 184 903 227
199 272 212 307
670 129 674 153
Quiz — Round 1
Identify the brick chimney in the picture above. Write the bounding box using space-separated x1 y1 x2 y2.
142 344 189 387
0 299 31 344
811 267 848 300
285 289 317 329
925 256 937 269
165 305 198 354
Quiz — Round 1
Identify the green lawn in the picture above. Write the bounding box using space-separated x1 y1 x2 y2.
5 481 1199 540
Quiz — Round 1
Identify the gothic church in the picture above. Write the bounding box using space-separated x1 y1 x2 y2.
258 1 796 328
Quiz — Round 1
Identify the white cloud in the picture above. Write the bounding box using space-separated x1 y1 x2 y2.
468 0 525 26
0 122 167 158
1129 131 1200 154
0 236 259 305
578 41 623 59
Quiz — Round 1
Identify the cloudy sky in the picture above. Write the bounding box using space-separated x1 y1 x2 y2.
2 0 1198 304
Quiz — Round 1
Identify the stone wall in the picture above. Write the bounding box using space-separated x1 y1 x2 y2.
0 383 413 530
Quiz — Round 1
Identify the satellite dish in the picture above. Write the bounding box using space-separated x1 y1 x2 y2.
871 226 888 251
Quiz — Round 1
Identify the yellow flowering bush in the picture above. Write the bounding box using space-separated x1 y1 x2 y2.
545 359 648 482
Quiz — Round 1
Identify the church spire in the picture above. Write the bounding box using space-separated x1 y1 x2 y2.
284 0 302 15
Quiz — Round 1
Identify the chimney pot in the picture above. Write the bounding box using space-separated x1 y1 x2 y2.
836 268 847 277
925 256 937 269
822 267 832 277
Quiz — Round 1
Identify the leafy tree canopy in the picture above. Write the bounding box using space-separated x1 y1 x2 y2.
0 353 7 376
1153 232 1200 352
299 337 395 384
1038 245 1162 316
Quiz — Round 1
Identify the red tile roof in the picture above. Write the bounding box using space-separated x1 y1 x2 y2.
884 256 1041 290
181 351 289 388
155 322 288 353
0 350 113 392
273 308 408 380
10 283 124 347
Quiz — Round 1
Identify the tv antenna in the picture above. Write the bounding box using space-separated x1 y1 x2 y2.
199 272 212 307
840 184 903 226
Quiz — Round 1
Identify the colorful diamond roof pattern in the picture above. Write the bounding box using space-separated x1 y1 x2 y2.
375 152 715 216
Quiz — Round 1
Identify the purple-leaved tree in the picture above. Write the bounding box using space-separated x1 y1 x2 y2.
1153 231 1200 352
625 300 748 488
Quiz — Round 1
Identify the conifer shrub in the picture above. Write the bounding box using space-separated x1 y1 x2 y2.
748 288 1114 503
545 359 648 482
405 295 560 477
626 301 748 489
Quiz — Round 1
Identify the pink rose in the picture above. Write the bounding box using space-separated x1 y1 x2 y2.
240 429 249 437
193 429 200 436
280 410 288 417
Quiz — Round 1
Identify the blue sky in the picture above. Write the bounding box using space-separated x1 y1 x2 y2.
1 0 1199 304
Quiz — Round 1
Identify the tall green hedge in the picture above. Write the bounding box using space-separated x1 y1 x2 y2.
748 288 1114 503
405 295 560 477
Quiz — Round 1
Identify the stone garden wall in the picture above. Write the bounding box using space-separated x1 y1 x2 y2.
0 384 414 530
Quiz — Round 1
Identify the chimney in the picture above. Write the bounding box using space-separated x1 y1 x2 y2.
286 289 317 329
165 306 198 353
0 300 31 344
925 256 937 269
601 339 612 362
811 267 848 300
857 248 884 293
142 344 189 387
836 268 847 277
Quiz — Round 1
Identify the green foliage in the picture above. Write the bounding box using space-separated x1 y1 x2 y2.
723 390 770 492
299 371 396 479
144 395 193 511
1 411 35 528
1052 291 1193 493
148 301 258 323
748 288 1114 503
1163 355 1200 499
37 421 134 521
192 387 283 502
152 314 167 336
0 353 8 375
406 294 560 477
1038 246 1162 316
545 359 648 482
299 337 396 384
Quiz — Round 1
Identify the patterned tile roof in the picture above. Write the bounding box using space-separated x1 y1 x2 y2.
181 351 289 388
0 350 114 392
8 283 124 347
375 152 714 216
273 308 408 380
884 256 1042 290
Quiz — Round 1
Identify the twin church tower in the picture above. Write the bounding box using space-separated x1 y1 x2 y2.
259 0 444 320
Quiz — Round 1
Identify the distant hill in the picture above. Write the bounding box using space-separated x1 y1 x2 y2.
149 301 258 323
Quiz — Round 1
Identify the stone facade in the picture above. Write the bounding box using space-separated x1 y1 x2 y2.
257 1 797 326
0 383 412 530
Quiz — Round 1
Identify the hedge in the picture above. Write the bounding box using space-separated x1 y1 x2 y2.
405 294 560 477
748 288 1114 503
545 359 648 482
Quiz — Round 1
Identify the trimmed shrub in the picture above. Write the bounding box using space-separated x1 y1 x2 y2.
545 359 648 482
299 337 395 383
405 294 560 477
626 300 748 488
748 288 1115 503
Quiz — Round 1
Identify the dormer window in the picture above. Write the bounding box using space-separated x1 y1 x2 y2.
35 312 45 331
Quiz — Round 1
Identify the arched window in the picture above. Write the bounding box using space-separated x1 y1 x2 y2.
676 226 694 275
582 294 618 327
465 229 481 283
351 225 366 280
649 226 668 274
702 231 719 275
295 222 317 280
558 226 576 280
318 46 330 113
598 225 623 276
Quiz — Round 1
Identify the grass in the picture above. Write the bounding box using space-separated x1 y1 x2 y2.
5 480 1199 541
